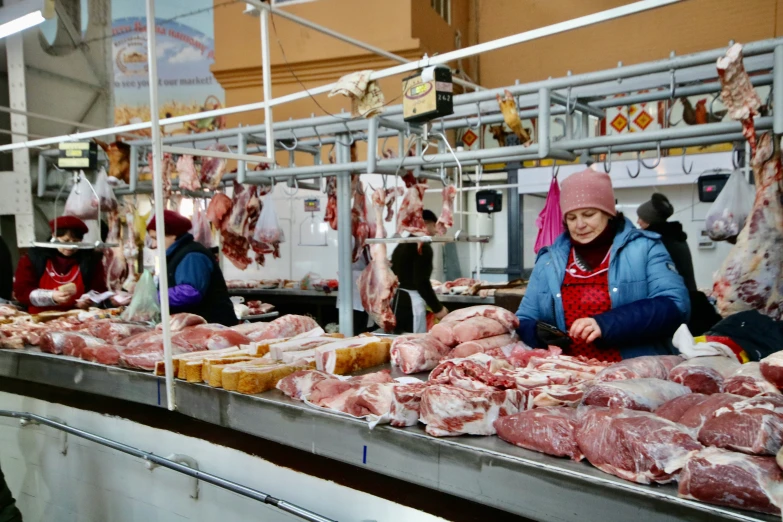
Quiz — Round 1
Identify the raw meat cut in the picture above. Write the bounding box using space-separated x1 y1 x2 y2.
396 182 428 236
435 185 457 235
86 320 151 344
324 176 338 230
389 382 428 427
80 344 122 365
495 407 584 461
220 182 256 270
165 313 207 332
668 356 740 394
723 362 781 397
526 354 610 381
501 368 575 389
452 316 507 344
677 393 744 431
575 407 703 484
440 305 520 331
350 176 371 262
94 139 131 183
309 379 395 418
268 337 337 360
390 334 451 374
527 382 589 409
504 344 562 368
172 324 250 352
581 378 691 412
713 132 783 319
698 395 783 455
656 393 710 423
760 351 783 390
679 447 783 515
419 384 523 437
383 187 404 222
276 370 333 400
39 331 106 357
103 212 128 292
225 182 254 236
200 143 230 189
716 44 762 153
595 355 684 382
257 315 319 341
358 188 399 331
206 193 232 231
429 353 515 391
450 333 516 358
176 154 200 192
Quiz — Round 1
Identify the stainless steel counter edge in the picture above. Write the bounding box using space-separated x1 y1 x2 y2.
0 349 773 522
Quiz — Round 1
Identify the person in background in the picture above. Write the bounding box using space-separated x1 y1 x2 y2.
391 210 448 333
0 465 22 521
0 236 12 301
14 216 106 313
516 169 690 361
147 210 237 326
637 192 721 335
636 193 697 291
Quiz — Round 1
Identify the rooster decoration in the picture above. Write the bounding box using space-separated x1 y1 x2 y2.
679 98 728 125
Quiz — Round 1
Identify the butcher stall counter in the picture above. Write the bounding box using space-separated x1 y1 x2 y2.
0 348 774 522
228 288 499 326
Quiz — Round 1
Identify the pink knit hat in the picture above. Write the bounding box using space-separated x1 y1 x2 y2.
559 168 616 217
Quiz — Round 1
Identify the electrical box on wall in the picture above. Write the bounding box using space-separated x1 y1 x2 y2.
402 66 453 123
58 142 98 170
698 171 731 203
476 190 503 214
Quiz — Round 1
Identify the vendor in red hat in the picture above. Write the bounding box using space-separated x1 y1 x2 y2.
148 210 236 326
13 216 107 313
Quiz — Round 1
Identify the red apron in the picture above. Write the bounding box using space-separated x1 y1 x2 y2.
29 259 85 314
561 249 622 363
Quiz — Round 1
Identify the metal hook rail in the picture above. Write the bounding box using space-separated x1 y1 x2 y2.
0 410 336 522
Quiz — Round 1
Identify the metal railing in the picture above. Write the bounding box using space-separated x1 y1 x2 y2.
0 410 337 522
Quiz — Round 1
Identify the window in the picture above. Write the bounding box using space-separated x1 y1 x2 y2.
431 0 451 25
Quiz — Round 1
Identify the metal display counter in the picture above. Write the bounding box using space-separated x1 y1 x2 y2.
0 348 774 522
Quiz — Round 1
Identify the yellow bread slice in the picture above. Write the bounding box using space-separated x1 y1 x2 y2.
314 337 392 375
211 357 275 389
237 362 313 395
154 346 244 375
185 356 255 383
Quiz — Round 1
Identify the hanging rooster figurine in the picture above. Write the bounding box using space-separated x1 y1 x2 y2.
496 89 532 145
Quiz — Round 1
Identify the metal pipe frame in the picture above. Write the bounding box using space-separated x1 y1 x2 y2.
0 410 335 522
335 135 353 336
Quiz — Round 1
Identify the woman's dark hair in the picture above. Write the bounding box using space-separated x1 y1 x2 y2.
56 227 86 242
422 209 438 223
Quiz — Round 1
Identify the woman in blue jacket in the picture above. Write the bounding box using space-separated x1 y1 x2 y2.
516 169 690 361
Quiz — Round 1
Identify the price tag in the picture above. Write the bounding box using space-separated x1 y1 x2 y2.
304 198 320 212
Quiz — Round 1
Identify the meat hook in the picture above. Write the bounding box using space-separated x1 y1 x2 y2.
639 142 662 169
732 148 743 170
681 149 693 175
603 147 612 173
669 69 677 100
709 95 724 120
312 127 323 148
565 87 577 115
283 177 299 197
342 122 355 146
470 105 482 131
433 131 460 186
626 152 642 179
278 131 298 151
666 99 682 127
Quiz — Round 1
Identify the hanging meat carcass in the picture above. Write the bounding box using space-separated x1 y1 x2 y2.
220 182 254 270
384 187 404 222
201 143 230 190
435 184 457 235
103 211 127 292
713 44 783 319
324 176 338 230
351 175 371 262
358 188 399 331
397 182 428 236
206 192 232 231
176 154 200 192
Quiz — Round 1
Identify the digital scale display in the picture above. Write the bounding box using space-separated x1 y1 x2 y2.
304 198 320 212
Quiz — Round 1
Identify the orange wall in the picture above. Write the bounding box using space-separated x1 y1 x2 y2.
477 0 781 87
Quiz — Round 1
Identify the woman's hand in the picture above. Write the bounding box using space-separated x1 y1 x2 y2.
435 306 449 320
569 318 602 343
52 290 73 305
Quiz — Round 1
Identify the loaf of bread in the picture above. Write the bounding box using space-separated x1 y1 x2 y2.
212 358 275 389
314 337 391 375
155 346 245 376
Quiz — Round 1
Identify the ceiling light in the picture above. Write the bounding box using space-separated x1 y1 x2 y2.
0 0 54 40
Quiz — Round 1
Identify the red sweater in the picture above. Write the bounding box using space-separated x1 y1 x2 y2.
14 252 107 309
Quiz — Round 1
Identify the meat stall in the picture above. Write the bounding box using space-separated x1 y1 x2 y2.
0 347 776 522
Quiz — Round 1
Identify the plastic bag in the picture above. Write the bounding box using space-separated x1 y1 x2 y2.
705 170 754 242
190 200 213 248
534 177 564 253
94 168 118 212
63 172 98 220
121 270 160 324
253 194 285 245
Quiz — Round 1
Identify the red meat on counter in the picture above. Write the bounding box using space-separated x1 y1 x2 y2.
668 356 741 394
698 395 783 456
581 378 691 412
495 407 584 461
723 362 781 397
595 355 684 382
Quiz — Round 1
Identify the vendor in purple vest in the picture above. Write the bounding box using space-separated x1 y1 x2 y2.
147 210 237 326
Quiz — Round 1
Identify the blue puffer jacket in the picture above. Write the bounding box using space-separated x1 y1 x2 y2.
516 218 691 359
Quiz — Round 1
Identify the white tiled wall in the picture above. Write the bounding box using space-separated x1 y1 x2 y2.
0 392 445 522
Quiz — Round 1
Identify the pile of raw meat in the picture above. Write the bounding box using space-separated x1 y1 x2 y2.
0 311 319 372
275 311 783 516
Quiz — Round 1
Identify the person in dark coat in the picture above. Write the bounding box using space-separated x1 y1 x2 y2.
13 216 106 313
0 465 22 522
391 210 448 333
147 210 237 326
0 236 13 301
637 193 720 334
636 193 697 292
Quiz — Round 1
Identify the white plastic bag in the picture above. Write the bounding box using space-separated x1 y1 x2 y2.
121 270 160 323
190 200 213 248
63 171 99 220
704 170 754 242
253 194 285 245
94 168 118 212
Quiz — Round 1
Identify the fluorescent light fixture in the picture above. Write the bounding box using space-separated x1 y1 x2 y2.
0 0 54 40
